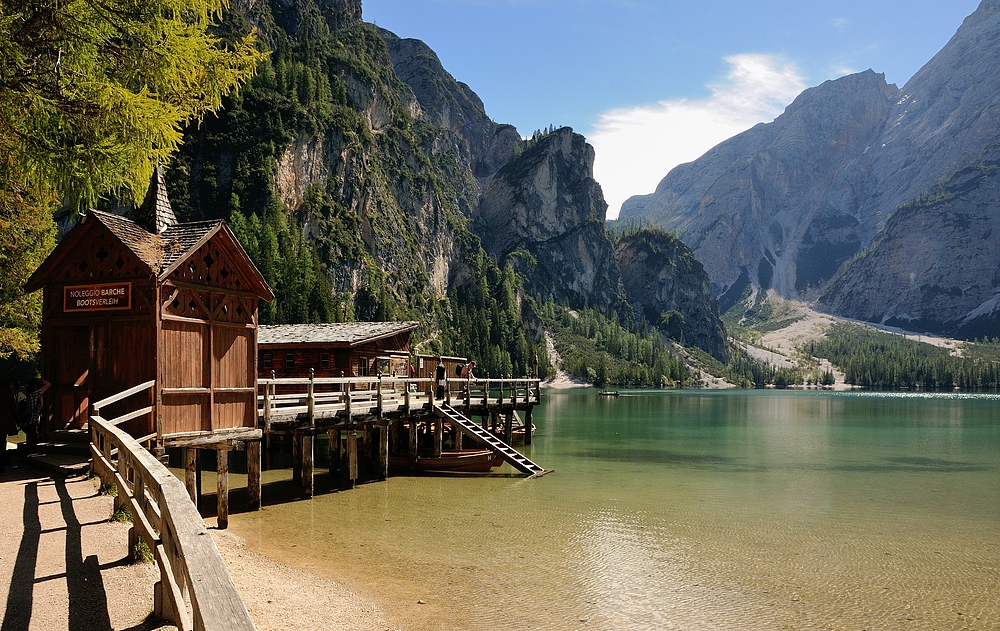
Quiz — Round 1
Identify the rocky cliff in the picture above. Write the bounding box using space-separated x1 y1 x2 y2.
614 228 727 360
476 128 625 310
621 0 1000 336
819 153 1000 337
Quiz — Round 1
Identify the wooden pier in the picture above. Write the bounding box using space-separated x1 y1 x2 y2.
257 373 544 496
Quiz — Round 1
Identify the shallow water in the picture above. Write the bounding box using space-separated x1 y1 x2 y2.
228 389 1000 630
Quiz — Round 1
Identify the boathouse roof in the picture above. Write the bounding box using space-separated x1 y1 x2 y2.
23 209 273 300
258 322 419 348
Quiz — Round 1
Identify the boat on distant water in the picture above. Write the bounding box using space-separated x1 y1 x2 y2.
598 390 620 397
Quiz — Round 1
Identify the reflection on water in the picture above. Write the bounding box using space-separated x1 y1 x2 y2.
228 390 1000 630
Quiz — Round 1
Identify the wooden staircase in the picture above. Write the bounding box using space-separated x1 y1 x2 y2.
434 404 545 475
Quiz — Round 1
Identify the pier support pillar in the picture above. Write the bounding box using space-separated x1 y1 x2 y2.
525 408 533 445
217 447 229 529
292 434 302 487
302 434 314 497
434 418 443 456
247 440 261 511
184 447 198 505
408 419 419 470
504 412 513 444
347 429 358 487
328 429 341 474
378 423 389 481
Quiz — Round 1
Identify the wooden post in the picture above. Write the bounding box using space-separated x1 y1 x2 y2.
408 418 418 469
525 408 533 445
328 429 340 474
307 368 315 428
292 434 302 486
217 447 229 530
302 433 314 497
184 448 198 505
378 423 389 481
434 418 443 457
346 429 358 487
504 411 513 444
247 440 261 511
377 375 383 419
455 425 464 450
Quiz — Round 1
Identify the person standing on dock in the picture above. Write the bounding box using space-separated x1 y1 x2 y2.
435 359 446 399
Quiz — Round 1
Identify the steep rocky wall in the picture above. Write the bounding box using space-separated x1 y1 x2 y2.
476 128 626 310
615 229 728 360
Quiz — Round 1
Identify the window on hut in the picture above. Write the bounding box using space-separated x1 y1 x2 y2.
320 353 330 369
358 357 368 377
285 353 294 370
262 353 272 369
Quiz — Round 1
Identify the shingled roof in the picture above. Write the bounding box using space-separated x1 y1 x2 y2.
258 322 420 347
88 210 221 275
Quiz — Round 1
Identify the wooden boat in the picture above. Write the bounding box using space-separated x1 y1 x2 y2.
389 449 502 473
598 390 620 397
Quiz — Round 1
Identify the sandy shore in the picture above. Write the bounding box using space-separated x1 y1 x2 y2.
0 456 174 630
210 528 389 631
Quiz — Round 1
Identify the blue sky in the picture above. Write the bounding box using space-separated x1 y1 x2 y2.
363 0 983 218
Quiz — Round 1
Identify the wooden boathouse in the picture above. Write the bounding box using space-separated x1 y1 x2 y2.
23 170 274 526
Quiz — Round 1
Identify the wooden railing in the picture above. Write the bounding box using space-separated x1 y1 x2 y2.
258 374 541 425
90 384 256 631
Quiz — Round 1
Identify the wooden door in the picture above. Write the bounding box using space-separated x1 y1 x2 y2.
53 325 91 429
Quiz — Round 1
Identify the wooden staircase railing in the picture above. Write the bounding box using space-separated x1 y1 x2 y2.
434 403 545 475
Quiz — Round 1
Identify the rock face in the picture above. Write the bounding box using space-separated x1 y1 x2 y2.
615 229 727 360
379 29 520 186
620 70 898 306
476 128 625 310
819 155 1000 337
621 0 1000 336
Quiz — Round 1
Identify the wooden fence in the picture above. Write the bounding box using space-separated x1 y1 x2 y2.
90 382 256 631
259 374 541 425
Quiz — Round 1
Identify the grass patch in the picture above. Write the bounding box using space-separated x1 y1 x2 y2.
132 539 154 564
111 504 132 523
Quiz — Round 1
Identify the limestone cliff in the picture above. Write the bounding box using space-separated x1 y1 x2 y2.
619 70 897 306
476 128 626 310
614 229 727 360
819 153 1000 337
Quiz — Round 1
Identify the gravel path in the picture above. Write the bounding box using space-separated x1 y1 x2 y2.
0 455 174 630
1 446 390 631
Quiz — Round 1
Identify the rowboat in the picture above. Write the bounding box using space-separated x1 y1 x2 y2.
389 449 503 473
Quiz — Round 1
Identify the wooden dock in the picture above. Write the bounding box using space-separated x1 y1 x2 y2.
257 374 544 495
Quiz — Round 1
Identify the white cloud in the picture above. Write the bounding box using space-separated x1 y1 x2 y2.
588 54 806 219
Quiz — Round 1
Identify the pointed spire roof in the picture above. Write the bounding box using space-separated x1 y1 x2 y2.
133 165 178 234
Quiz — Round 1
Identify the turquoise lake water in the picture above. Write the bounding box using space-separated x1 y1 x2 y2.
229 389 1000 630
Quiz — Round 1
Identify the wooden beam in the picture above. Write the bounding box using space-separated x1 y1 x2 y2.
408 419 418 470
347 429 358 487
525 408 533 445
292 434 302 487
378 424 389 481
247 440 261 511
217 447 229 529
184 448 198 505
302 433 314 497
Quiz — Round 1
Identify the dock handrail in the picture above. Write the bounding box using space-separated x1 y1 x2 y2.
91 402 256 631
258 375 541 423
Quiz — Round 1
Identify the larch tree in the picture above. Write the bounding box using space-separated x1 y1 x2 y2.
0 0 265 377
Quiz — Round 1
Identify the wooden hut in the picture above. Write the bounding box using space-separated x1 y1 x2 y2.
258 321 419 380
23 171 274 523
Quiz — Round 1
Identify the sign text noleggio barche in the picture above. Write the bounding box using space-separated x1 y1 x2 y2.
63 282 132 312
